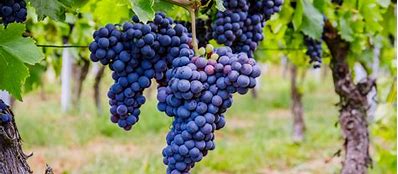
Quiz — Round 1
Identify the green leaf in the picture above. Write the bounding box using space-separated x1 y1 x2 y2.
300 0 324 39
89 0 131 25
153 0 175 13
382 6 397 37
24 64 46 94
0 24 44 100
292 0 304 30
215 0 226 12
360 2 383 34
313 0 327 11
30 0 67 21
58 0 90 8
339 15 354 41
0 24 44 65
0 54 29 100
131 0 155 23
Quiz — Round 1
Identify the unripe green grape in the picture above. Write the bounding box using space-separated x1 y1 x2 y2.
198 47 206 56
206 44 214 53
210 53 219 60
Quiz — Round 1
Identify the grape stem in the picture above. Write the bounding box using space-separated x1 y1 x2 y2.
189 8 199 55
163 0 200 54
36 44 88 48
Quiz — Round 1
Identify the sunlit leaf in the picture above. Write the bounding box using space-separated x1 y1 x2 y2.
0 24 43 100
132 0 155 23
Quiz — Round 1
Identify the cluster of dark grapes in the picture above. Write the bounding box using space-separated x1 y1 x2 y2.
157 46 260 173
0 0 27 26
89 12 261 174
0 100 11 124
212 0 248 47
304 35 322 68
175 19 213 48
249 0 284 20
212 0 283 57
89 13 192 130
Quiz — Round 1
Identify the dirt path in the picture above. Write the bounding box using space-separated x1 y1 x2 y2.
27 138 140 173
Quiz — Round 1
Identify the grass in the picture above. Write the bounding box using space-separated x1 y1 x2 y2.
12 66 396 174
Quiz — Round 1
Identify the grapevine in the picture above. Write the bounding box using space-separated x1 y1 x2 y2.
0 0 392 174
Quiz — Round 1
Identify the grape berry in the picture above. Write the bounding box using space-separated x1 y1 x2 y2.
0 100 11 124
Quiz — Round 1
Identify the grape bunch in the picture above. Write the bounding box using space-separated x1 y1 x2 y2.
157 46 260 173
89 13 191 130
249 0 284 20
0 0 27 26
212 0 283 57
304 35 323 68
212 0 249 47
231 13 265 57
0 100 11 124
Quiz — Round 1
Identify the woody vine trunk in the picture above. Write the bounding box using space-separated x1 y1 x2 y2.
0 100 31 174
290 65 305 142
323 21 373 174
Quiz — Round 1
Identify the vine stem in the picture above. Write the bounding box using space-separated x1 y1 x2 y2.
36 44 88 48
163 0 199 54
189 8 199 54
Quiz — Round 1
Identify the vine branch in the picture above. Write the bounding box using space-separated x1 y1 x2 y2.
36 44 307 51
257 48 305 51
36 44 88 48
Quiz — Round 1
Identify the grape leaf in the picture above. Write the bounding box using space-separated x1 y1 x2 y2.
0 54 29 101
58 0 89 8
24 64 46 94
215 0 226 12
153 0 175 13
0 24 44 100
292 0 303 31
91 0 131 25
30 0 67 21
360 2 383 34
0 24 44 65
300 0 324 39
339 15 354 42
132 0 155 23
313 0 326 11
